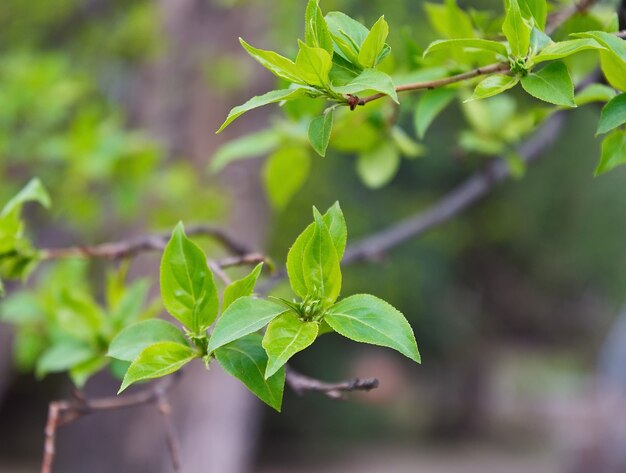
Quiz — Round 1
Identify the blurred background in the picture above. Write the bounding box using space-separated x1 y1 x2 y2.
1 0 626 472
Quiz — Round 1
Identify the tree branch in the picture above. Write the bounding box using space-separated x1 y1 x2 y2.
357 62 510 106
285 366 379 400
343 111 567 264
40 373 182 473
39 224 251 261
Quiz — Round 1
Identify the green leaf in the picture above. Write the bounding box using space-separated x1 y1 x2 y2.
572 31 626 62
325 11 370 64
308 111 334 157
286 203 346 297
207 296 286 352
36 339 96 378
358 16 389 68
357 142 401 188
575 84 617 106
210 129 280 173
70 356 108 388
0 279 4 298
239 38 304 84
216 88 308 133
415 88 457 139
333 69 398 103
222 263 264 311
262 311 318 378
599 50 626 91
391 126 426 158
423 39 508 57
325 294 420 363
597 93 626 135
305 0 333 54
302 208 342 304
595 129 626 176
108 319 189 362
263 146 311 210
214 333 285 411
466 74 519 101
295 41 333 88
160 223 218 334
520 62 576 107
503 0 532 57
424 0 475 39
319 202 347 260
1 178 51 217
532 39 606 63
119 341 198 393
521 0 547 30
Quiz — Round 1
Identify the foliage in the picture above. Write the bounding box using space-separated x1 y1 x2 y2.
108 203 419 410
212 0 626 209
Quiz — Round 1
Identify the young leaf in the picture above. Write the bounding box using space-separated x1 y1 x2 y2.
423 0 475 40
305 0 333 54
263 146 311 210
391 126 426 158
575 84 617 106
210 129 280 173
520 62 576 107
358 16 389 68
262 311 318 378
239 38 304 84
207 297 287 353
466 74 519 101
532 38 606 63
222 263 264 312
119 341 198 393
70 356 108 388
216 88 308 133
502 0 532 57
572 31 626 62
320 202 347 261
595 130 626 176
415 88 457 139
599 51 626 91
333 69 399 103
1 178 51 217
423 38 508 57
160 223 218 334
36 339 96 378
325 294 420 363
522 0 547 30
308 111 334 157
597 93 626 135
214 333 285 411
357 142 401 188
303 208 342 304
108 319 189 362
295 41 332 88
325 11 370 64
286 203 347 297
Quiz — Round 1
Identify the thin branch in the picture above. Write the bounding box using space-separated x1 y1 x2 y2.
40 374 181 473
39 224 251 261
358 62 509 106
285 366 379 400
155 388 181 472
342 111 567 264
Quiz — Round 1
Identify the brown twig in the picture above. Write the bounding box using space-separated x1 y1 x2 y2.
41 374 181 473
285 366 379 400
358 62 510 106
39 224 251 261
155 387 181 472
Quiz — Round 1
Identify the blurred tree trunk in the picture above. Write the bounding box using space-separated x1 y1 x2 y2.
56 1 271 471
